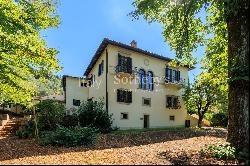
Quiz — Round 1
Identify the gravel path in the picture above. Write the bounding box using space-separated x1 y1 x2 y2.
0 128 238 165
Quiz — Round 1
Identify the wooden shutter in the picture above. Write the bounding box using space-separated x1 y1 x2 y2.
118 54 122 66
98 64 101 76
117 89 121 102
169 69 173 82
127 57 132 74
126 91 132 103
101 60 104 73
177 71 180 81
165 67 169 82
151 77 154 90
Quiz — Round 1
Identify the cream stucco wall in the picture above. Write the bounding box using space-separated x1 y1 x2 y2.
88 51 106 102
65 77 89 111
106 45 189 129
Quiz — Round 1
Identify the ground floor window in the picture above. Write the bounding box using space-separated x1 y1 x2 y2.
142 98 151 106
169 115 175 121
166 96 181 109
117 89 132 103
121 113 128 119
73 99 81 106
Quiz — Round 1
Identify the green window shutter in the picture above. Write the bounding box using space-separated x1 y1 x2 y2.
101 60 104 74
128 91 132 103
127 57 132 74
177 71 180 81
169 69 173 82
118 54 122 66
98 64 101 76
117 89 121 102
125 91 132 103
165 67 169 82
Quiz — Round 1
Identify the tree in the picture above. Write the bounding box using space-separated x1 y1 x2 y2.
183 74 221 127
0 0 61 107
33 74 63 97
131 0 249 150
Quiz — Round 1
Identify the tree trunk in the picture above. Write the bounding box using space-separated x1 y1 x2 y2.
198 116 203 128
226 0 249 150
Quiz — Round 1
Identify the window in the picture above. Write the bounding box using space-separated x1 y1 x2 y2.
138 69 146 89
121 113 128 119
117 54 132 73
166 96 172 108
80 82 84 87
166 96 181 109
117 89 132 103
173 97 179 108
170 116 175 121
87 74 93 86
165 67 180 82
142 98 151 106
172 70 177 81
146 71 154 91
73 99 81 106
98 60 104 76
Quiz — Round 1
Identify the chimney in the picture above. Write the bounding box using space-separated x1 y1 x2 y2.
130 40 137 48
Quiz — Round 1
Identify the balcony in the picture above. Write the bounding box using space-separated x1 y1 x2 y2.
164 78 186 89
115 65 136 79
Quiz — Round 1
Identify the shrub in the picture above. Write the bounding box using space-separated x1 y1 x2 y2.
61 113 78 127
201 143 236 160
238 148 249 165
78 99 113 133
36 100 65 131
39 125 98 147
16 120 34 139
211 112 228 127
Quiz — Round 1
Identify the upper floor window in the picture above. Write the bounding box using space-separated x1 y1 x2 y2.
98 60 104 76
138 69 146 90
117 89 132 104
146 71 154 91
117 54 132 74
166 96 181 109
138 69 154 91
165 67 180 82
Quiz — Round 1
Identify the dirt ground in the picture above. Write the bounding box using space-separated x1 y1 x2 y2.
0 128 238 165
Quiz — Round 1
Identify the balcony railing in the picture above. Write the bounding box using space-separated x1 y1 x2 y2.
115 65 133 74
164 78 186 88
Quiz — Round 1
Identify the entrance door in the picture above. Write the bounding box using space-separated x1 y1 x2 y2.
144 115 149 128
185 120 191 128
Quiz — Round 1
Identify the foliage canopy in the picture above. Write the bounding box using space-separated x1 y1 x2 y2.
0 0 61 107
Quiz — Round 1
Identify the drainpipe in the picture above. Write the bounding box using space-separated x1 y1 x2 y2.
105 49 109 113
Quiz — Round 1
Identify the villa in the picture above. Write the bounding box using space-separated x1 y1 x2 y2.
63 38 196 129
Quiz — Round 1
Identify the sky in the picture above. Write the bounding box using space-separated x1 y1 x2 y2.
43 0 204 82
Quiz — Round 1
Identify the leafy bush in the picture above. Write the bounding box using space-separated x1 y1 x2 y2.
61 114 78 127
36 100 65 131
238 148 249 165
78 100 113 133
201 143 236 160
211 112 228 127
39 125 98 147
16 120 34 139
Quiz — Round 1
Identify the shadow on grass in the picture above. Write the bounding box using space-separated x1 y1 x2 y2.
0 128 227 162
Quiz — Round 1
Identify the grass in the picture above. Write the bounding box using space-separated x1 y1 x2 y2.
110 126 185 135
